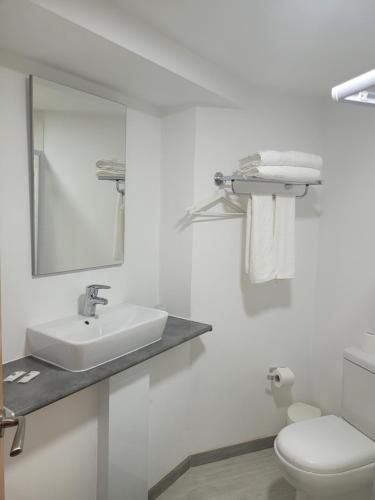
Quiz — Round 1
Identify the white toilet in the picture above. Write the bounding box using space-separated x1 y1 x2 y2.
274 346 375 500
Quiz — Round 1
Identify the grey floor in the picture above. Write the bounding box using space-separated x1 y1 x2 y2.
158 449 295 500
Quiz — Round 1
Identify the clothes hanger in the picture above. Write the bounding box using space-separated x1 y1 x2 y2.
187 189 246 218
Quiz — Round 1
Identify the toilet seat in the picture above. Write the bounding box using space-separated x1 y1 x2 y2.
275 415 375 474
274 443 375 500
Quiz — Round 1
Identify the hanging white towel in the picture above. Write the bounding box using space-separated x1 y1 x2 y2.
239 151 323 170
244 197 251 276
245 195 276 284
274 195 295 279
245 194 295 283
239 166 321 183
113 193 125 261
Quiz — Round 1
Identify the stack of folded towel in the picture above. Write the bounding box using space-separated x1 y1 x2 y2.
241 150 323 284
96 160 125 180
239 150 322 183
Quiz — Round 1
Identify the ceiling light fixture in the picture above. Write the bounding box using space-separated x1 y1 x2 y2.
332 69 375 106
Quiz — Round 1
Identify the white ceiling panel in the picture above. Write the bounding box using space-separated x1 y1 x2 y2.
113 0 375 96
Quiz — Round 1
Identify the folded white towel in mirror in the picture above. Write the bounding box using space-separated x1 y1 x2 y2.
96 160 125 180
239 166 321 183
239 150 323 170
96 166 125 180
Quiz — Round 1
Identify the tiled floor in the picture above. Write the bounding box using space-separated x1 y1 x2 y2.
158 449 295 500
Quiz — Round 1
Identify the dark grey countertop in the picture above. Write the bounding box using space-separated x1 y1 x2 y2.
3 316 212 416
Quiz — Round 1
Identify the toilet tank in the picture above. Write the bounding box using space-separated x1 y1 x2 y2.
342 347 375 439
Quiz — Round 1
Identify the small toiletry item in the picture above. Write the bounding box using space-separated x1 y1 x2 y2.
4 371 27 382
17 371 40 384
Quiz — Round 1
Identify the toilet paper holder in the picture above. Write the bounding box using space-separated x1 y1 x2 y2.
267 367 282 381
267 366 295 389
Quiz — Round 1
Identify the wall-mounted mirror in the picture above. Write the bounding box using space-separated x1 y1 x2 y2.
29 76 126 276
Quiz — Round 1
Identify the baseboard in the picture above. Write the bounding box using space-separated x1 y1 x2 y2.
148 457 190 500
148 435 276 499
189 435 276 467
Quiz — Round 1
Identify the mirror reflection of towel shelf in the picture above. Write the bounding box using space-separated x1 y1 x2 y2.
213 172 323 198
97 176 125 196
98 175 125 196
96 158 126 197
115 179 125 196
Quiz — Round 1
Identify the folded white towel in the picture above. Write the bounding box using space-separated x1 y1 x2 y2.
96 167 125 180
245 195 276 284
239 151 323 170
245 194 295 284
239 166 321 183
274 195 295 279
96 160 125 180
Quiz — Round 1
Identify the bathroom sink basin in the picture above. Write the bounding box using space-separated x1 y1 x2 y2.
27 303 168 372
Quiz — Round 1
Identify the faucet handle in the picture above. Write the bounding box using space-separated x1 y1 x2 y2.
79 285 110 317
86 284 111 294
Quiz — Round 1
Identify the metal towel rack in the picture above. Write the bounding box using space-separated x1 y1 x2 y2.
214 172 322 198
115 179 125 196
96 160 125 196
97 176 125 196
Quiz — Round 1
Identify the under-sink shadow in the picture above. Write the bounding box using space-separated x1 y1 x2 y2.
190 337 206 365
149 337 206 388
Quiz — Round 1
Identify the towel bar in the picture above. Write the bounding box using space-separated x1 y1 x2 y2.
214 172 322 198
115 180 125 196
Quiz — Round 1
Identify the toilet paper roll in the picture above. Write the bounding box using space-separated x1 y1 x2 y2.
273 367 295 388
361 331 375 354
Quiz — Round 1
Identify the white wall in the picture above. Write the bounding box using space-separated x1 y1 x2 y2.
312 101 375 414
187 102 323 452
148 345 191 487
156 99 375 461
0 65 161 499
159 108 195 317
0 62 335 497
147 109 196 486
149 97 325 481
4 388 99 500
0 67 161 362
98 366 150 500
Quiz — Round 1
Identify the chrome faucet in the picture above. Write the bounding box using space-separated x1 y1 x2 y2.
79 284 111 317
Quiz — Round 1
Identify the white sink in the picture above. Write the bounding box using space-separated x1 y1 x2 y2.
27 303 168 372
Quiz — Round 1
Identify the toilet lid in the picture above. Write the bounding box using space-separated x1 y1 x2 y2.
275 415 375 474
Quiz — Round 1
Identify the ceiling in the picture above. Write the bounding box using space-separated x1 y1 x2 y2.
1 0 375 112
33 77 126 114
0 0 236 114
113 0 375 97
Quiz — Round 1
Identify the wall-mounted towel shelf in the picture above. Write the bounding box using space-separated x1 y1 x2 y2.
214 172 322 198
96 160 126 196
97 176 125 196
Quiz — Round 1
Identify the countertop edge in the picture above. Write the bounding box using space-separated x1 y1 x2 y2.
3 316 212 416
